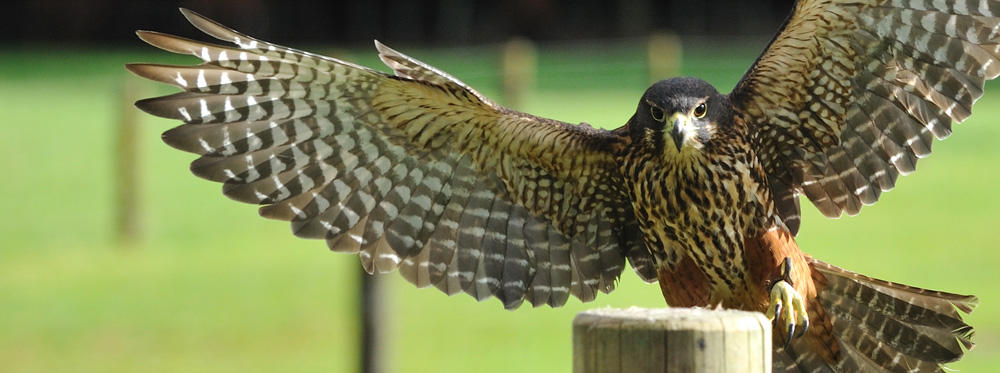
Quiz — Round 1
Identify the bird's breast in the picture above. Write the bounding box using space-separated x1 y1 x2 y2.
622 149 773 304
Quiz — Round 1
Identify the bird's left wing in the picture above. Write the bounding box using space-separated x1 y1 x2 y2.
127 9 655 309
729 0 1000 234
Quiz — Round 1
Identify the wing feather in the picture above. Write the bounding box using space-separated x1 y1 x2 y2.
128 8 653 308
732 0 1000 232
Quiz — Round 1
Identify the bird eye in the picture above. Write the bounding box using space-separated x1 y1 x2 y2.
693 103 707 119
650 107 665 122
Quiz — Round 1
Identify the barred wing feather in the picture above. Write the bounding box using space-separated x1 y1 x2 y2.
731 0 1000 235
127 8 655 309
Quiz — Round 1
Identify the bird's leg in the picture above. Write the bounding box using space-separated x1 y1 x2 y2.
765 257 810 348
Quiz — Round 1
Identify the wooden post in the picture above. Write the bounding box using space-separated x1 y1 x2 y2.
359 270 389 373
573 307 771 373
116 77 144 245
647 31 683 84
501 38 537 110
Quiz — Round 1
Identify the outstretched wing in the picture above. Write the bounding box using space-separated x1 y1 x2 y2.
731 0 1000 234
127 9 655 309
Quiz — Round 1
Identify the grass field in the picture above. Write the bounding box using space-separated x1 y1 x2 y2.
2 39 998 372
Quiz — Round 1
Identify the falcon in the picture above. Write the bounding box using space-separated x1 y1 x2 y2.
128 3 993 371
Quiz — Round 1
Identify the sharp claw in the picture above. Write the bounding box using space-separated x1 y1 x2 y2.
780 257 794 286
798 317 809 338
784 323 795 349
771 301 782 327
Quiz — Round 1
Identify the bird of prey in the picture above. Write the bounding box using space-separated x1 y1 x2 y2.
128 2 993 371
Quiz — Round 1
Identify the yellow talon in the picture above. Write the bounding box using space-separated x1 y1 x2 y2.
766 257 810 348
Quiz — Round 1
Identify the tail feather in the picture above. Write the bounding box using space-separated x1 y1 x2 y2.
826 309 944 372
812 259 978 323
818 282 974 360
791 258 976 372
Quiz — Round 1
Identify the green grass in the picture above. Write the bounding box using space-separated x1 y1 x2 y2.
2 41 998 372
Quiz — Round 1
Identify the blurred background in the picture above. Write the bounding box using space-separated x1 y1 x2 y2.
3 0 997 372
4 0 795 44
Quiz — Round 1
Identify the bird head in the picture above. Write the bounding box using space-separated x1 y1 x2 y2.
629 77 733 157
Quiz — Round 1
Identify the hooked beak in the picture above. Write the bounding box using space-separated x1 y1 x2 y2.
668 112 689 152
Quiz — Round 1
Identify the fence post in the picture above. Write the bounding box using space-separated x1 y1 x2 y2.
360 270 390 373
116 77 144 245
501 38 537 110
647 31 682 83
573 307 771 373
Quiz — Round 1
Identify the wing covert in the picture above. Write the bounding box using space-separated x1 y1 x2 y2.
127 8 655 309
730 0 1000 234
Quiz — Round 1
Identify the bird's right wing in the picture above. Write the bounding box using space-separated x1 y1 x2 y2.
127 9 655 309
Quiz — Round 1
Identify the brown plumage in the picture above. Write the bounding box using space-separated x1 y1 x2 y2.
129 2 994 371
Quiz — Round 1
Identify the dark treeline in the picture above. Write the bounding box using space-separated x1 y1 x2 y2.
3 0 795 45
